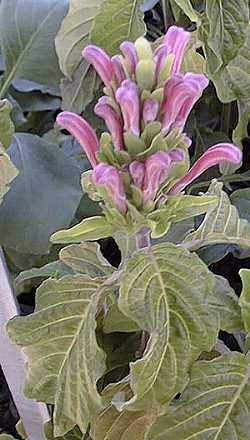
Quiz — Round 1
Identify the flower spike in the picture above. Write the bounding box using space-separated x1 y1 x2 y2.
120 41 138 76
56 112 99 168
112 55 127 85
83 45 114 87
116 80 140 136
94 97 124 150
169 143 242 194
164 25 190 75
129 161 145 189
92 163 127 213
143 99 159 125
143 151 172 205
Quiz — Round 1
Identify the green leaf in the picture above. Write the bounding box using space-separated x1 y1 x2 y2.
90 0 146 56
0 133 82 255
170 0 198 22
0 0 68 98
51 216 113 244
103 303 139 333
118 243 218 408
0 146 18 204
44 420 84 440
59 242 115 277
231 188 250 221
183 180 250 251
7 274 107 437
0 436 16 440
148 194 217 238
209 275 243 333
55 0 102 112
239 269 250 334
0 98 14 148
147 352 250 440
203 0 249 73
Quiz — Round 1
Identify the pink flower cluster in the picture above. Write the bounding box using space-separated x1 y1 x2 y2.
57 26 242 214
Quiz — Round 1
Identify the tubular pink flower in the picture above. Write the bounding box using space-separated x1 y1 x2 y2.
164 26 190 75
143 151 172 205
56 112 99 168
154 44 169 83
116 80 140 136
161 73 209 134
94 97 124 150
129 161 145 189
168 148 185 162
83 45 114 87
169 143 242 195
120 41 138 76
112 55 127 85
143 99 159 125
92 163 127 213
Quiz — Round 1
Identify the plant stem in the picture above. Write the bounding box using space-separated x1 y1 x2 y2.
0 248 50 439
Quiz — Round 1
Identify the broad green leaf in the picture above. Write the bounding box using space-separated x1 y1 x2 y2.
0 147 18 203
209 275 243 333
55 0 102 112
10 87 61 113
118 243 218 408
7 275 107 437
0 0 68 98
231 188 250 221
170 0 198 22
147 352 250 440
148 194 217 238
239 269 250 334
60 242 114 277
103 304 139 333
0 133 82 255
0 436 16 440
44 421 84 440
90 0 146 56
183 180 250 251
0 98 14 148
203 0 249 74
51 216 113 244
14 260 71 294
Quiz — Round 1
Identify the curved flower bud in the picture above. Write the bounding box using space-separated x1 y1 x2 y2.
143 99 159 124
161 73 209 134
111 55 127 85
120 41 138 76
92 163 127 213
56 112 99 168
143 151 172 205
169 143 242 195
83 45 114 87
129 161 145 189
164 25 190 75
94 97 124 150
116 80 140 136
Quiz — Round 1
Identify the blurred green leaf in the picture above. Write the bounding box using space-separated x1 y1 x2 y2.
0 98 14 148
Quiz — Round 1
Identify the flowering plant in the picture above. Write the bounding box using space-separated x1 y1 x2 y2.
1 2 250 440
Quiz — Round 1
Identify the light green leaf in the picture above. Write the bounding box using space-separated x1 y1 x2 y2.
0 98 14 148
0 436 16 440
55 0 102 112
44 421 84 440
231 188 250 221
148 194 217 238
103 303 139 333
0 133 82 255
147 352 250 440
0 146 18 203
7 275 107 437
60 242 115 277
203 0 249 74
118 243 218 408
51 216 113 244
239 269 250 334
209 275 243 333
0 0 68 98
90 0 146 56
170 0 198 22
183 180 250 251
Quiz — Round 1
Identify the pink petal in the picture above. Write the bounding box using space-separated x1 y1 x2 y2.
92 163 127 213
164 25 190 74
143 99 159 125
168 148 185 162
169 143 242 194
143 151 172 205
83 45 114 87
116 80 140 136
129 161 145 189
161 73 209 134
94 96 124 150
154 43 169 83
120 41 138 76
112 55 127 85
56 112 99 168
